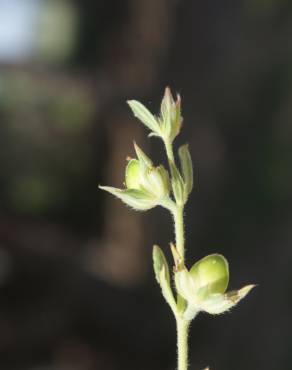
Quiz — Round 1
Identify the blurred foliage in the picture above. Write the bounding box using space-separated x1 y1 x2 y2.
0 72 98 228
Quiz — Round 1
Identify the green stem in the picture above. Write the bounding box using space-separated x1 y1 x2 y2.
165 138 175 163
176 318 190 370
174 204 185 260
173 203 189 370
164 138 189 370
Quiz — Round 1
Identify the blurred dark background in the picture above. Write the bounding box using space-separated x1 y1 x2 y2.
0 0 291 369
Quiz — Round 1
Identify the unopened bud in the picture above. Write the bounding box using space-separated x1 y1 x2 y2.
160 87 183 142
174 254 255 320
190 254 229 296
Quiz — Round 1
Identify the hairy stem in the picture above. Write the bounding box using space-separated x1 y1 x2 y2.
165 138 175 163
174 204 185 260
164 138 189 370
176 318 190 370
173 203 189 370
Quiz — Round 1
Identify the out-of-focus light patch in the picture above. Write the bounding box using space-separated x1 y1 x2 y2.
34 0 78 64
0 0 77 64
0 0 39 62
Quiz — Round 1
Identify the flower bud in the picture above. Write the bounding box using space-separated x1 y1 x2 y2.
99 144 170 211
174 254 255 320
190 254 229 296
159 87 183 142
125 145 170 200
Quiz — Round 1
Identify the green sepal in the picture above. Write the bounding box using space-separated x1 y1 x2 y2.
199 284 255 315
99 186 155 211
153 245 177 314
133 142 153 168
178 144 193 201
127 100 161 135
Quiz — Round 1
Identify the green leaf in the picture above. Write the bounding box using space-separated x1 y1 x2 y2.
153 245 177 314
169 161 185 205
99 186 156 211
178 144 193 200
153 245 170 283
127 100 160 134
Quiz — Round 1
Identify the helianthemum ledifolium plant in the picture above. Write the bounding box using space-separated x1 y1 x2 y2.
99 88 255 370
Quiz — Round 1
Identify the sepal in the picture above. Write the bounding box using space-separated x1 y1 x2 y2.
133 142 153 168
200 285 255 314
98 186 156 211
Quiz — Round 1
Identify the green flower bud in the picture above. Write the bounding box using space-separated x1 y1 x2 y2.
174 254 255 320
125 144 170 200
190 254 229 296
159 87 183 142
99 144 170 211
127 88 182 143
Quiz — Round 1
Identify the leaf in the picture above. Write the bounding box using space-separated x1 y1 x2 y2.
99 186 156 211
169 161 185 205
153 245 170 283
178 144 193 200
153 245 177 314
127 100 160 134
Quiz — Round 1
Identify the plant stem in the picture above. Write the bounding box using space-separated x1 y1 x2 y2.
173 203 189 370
165 138 175 163
174 204 185 259
164 138 190 370
176 318 190 370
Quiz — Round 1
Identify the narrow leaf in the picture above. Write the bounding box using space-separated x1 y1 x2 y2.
127 100 160 134
99 186 155 211
153 245 177 314
178 144 193 199
153 245 170 284
169 161 185 205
